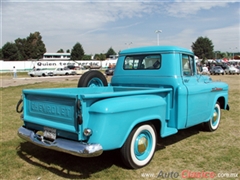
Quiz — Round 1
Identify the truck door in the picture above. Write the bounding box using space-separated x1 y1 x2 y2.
181 54 210 127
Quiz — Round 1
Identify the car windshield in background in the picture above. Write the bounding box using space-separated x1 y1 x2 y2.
105 67 115 75
124 54 161 70
67 65 76 69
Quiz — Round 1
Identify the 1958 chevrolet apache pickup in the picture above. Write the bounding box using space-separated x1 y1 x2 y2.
16 46 229 169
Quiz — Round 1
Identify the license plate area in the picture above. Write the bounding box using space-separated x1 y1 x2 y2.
43 127 56 141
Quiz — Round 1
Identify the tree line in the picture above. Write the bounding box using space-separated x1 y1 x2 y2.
0 31 238 61
1 32 46 61
0 31 117 61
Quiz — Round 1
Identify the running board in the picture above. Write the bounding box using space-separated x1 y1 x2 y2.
161 126 178 138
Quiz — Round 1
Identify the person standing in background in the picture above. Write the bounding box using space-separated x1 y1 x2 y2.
13 66 17 78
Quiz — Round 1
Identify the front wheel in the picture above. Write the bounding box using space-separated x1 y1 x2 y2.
204 102 221 131
120 124 157 169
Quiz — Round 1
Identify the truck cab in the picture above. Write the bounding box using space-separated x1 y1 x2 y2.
112 46 229 130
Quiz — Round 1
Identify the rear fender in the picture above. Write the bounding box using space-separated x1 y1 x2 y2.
87 94 167 150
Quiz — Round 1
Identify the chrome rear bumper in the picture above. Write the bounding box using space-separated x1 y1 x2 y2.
18 126 103 157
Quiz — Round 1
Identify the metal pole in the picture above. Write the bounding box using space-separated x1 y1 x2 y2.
125 42 132 48
155 30 162 45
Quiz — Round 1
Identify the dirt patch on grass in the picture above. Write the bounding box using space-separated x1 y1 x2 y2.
1 75 113 88
1 76 80 88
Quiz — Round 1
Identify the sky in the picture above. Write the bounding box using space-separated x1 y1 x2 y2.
1 0 240 55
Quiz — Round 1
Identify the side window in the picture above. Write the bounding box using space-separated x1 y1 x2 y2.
182 55 194 76
124 54 161 70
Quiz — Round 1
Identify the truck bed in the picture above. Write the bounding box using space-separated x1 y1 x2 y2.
22 86 172 136
23 86 172 99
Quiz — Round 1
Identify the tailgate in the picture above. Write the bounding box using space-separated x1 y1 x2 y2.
23 90 79 135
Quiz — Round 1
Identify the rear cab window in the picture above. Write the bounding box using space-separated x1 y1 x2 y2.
124 54 161 70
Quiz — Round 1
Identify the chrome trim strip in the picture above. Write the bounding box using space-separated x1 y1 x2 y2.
211 87 223 92
18 127 103 157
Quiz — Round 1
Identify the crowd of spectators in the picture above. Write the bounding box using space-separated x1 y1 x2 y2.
196 60 240 75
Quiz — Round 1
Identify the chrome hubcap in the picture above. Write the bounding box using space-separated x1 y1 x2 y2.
213 112 218 122
138 137 148 153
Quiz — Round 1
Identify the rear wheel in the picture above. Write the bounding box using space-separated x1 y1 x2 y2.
120 124 156 169
204 102 221 131
77 70 108 87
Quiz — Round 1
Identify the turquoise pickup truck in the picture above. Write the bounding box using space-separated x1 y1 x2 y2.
17 46 229 169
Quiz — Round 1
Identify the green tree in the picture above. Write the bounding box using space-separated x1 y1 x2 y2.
2 31 46 60
105 47 116 58
71 42 84 60
57 49 64 53
2 42 19 60
226 52 232 59
82 55 91 60
94 53 106 60
0 48 3 59
25 32 46 59
215 51 225 59
191 37 214 60
94 54 100 60
15 38 27 60
66 49 70 53
100 53 106 60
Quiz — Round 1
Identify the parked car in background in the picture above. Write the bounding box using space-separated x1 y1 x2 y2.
75 67 89 75
225 66 239 75
210 66 225 75
53 67 76 76
67 65 76 70
28 68 53 77
221 63 228 70
105 67 115 75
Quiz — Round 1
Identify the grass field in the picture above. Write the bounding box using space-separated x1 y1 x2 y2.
1 75 239 180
